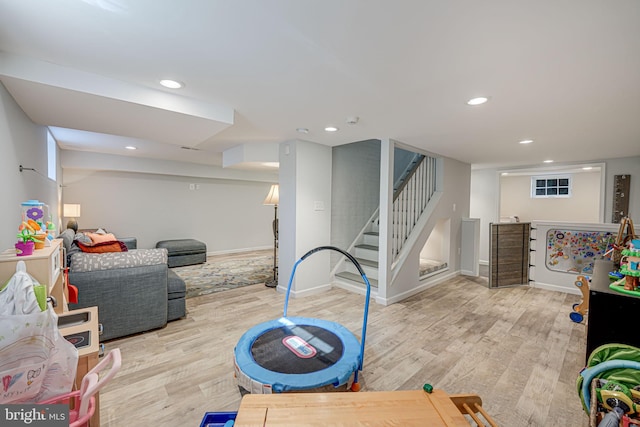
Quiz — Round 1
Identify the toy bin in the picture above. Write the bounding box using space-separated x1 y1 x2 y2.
199 411 237 427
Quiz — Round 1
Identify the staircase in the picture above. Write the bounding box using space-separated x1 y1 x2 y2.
333 151 439 294
335 229 380 290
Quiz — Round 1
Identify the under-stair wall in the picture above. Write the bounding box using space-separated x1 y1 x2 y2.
381 155 472 304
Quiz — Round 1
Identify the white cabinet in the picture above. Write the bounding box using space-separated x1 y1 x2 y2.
0 239 66 313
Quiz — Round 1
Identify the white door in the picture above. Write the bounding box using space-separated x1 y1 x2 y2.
461 218 480 276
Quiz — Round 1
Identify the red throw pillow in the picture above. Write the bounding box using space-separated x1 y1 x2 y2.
77 240 128 253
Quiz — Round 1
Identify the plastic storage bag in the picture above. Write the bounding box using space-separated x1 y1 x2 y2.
0 261 78 403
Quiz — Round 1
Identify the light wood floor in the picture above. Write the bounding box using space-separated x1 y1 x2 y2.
99 275 589 426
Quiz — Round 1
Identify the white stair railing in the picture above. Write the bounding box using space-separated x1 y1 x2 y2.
391 155 437 260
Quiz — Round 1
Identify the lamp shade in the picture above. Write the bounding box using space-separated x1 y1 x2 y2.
63 204 81 218
263 184 279 206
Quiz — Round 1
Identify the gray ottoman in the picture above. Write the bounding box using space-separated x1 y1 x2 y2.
167 270 186 320
156 239 207 268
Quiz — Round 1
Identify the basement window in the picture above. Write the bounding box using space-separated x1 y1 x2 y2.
531 175 572 198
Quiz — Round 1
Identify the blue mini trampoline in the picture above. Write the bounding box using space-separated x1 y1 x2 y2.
234 246 371 393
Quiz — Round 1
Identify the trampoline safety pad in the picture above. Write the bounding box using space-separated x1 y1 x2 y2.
234 316 361 393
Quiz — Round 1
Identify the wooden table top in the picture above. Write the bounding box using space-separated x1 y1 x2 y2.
233 389 473 426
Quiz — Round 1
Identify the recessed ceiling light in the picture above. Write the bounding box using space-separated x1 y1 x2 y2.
519 139 533 144
324 126 339 132
543 159 553 163
467 97 489 106
125 146 137 150
501 172 509 176
582 166 593 170
160 79 184 89
296 128 309 134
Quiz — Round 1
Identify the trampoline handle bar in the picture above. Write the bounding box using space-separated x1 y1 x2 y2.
300 246 367 277
284 246 372 374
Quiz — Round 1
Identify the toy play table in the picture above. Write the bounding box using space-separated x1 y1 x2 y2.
233 389 496 426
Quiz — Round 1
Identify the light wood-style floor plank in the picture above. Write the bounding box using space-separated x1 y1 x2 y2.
99 275 589 427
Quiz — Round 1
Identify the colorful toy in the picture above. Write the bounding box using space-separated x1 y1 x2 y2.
45 220 56 241
20 200 48 230
15 224 41 256
610 271 625 281
593 380 639 427
577 343 640 426
610 238 640 297
570 275 590 323
546 229 615 274
15 200 51 254
612 218 636 268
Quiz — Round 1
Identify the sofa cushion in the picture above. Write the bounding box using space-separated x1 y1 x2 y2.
168 298 186 321
167 270 186 321
77 240 128 253
167 270 186 298
70 248 168 273
68 263 169 341
120 237 137 250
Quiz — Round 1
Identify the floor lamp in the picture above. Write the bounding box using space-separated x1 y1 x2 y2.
263 184 279 288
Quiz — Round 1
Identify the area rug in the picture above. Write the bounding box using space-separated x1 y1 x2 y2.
172 252 274 298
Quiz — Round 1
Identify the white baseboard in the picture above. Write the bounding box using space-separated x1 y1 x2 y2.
206 246 272 257
333 280 378 300
376 270 459 306
277 282 333 299
530 281 580 295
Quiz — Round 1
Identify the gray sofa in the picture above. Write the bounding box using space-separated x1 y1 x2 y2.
58 229 186 341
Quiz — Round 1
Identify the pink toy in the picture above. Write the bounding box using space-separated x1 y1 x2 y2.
38 349 121 427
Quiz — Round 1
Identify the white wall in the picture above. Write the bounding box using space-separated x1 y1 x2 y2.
331 139 380 267
420 218 449 262
278 140 332 296
499 171 601 223
472 157 640 268
0 83 61 251
470 168 499 264
62 168 276 252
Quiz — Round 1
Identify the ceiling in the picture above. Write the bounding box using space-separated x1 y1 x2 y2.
1 0 639 170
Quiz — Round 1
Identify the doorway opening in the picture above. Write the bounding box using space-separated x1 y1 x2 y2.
419 218 450 279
